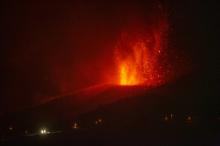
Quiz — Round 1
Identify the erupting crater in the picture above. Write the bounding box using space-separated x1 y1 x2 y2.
114 22 168 87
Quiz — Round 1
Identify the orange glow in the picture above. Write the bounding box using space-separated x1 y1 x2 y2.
119 62 137 85
118 40 150 85
115 27 167 86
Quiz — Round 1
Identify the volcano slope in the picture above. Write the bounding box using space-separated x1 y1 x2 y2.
1 74 220 146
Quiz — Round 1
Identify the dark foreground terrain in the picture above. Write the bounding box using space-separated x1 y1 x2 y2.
1 75 220 146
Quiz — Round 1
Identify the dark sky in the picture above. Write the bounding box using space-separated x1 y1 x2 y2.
2 0 220 114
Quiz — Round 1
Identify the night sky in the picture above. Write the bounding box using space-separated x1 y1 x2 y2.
2 0 220 114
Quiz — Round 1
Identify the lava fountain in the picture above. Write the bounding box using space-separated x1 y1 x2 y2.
116 39 151 85
114 17 169 86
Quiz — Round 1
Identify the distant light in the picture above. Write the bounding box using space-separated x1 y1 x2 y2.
98 118 103 123
8 126 13 131
95 118 103 125
170 113 174 119
164 113 175 121
25 130 28 134
40 128 48 135
186 116 192 123
164 115 169 121
187 116 192 121
72 122 79 129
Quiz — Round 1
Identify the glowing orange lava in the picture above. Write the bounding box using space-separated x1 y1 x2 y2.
118 40 150 85
115 21 168 86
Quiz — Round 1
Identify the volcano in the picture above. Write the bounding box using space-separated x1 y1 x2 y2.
18 84 156 122
1 74 220 145
0 74 211 129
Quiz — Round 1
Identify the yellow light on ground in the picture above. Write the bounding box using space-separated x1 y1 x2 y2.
163 113 175 122
94 118 103 125
25 130 28 134
185 116 193 123
72 122 79 129
8 126 13 131
164 115 169 121
98 118 103 123
40 128 48 135
187 116 192 121
170 113 174 119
